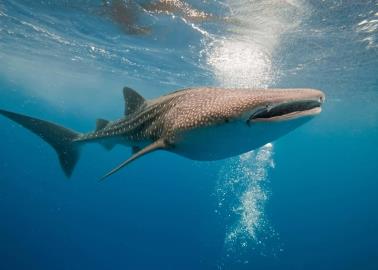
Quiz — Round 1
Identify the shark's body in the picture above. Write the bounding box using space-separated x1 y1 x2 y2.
0 87 324 179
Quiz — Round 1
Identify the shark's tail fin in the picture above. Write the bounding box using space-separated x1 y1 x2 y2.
0 109 81 177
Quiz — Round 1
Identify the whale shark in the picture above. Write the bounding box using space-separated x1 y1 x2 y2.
0 87 324 179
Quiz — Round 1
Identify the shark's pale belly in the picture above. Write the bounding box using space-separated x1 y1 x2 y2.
171 122 262 160
171 117 313 161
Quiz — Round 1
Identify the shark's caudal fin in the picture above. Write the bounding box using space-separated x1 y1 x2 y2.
0 109 81 177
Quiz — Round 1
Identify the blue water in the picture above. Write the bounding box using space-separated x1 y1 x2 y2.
0 0 377 269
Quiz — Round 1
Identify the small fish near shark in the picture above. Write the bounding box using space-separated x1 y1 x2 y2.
101 0 229 34
0 87 325 180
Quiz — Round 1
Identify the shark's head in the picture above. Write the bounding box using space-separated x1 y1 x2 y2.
241 88 325 124
223 88 325 147
172 88 325 160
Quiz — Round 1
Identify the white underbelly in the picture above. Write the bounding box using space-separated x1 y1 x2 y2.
171 117 311 161
171 122 262 160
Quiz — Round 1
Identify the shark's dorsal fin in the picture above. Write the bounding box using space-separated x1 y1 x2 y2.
96 118 109 131
100 139 168 180
123 87 145 115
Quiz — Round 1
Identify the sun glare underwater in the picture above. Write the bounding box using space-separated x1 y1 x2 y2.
0 0 377 269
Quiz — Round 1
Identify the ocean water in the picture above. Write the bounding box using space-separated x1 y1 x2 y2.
0 0 377 269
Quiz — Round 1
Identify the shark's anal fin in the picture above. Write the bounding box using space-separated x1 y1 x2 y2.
101 141 115 151
100 139 168 181
123 87 146 115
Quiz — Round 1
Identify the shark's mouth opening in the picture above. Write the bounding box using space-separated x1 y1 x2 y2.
249 100 322 122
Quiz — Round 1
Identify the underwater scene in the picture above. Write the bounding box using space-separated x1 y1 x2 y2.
0 0 377 269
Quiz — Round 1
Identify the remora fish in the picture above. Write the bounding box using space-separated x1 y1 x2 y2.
0 87 325 179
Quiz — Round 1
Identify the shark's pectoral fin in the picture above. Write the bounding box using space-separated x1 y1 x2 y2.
100 139 168 181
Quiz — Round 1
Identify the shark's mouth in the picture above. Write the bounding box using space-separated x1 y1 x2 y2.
249 100 323 122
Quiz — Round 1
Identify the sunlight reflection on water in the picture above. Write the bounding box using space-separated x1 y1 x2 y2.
210 0 308 255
